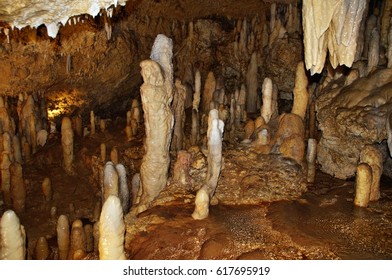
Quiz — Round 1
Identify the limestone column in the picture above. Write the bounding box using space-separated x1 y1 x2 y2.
138 34 174 213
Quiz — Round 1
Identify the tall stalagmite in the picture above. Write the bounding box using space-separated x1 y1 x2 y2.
138 34 174 213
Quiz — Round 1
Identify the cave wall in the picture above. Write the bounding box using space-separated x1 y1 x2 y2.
0 0 303 121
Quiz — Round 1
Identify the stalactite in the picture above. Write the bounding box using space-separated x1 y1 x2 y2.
302 0 367 74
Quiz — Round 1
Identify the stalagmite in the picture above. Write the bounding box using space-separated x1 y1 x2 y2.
192 185 210 220
100 143 106 162
193 109 224 220
246 52 258 113
115 163 130 214
103 161 119 203
61 117 74 175
110 146 119 165
359 145 382 202
50 206 57 221
272 113 305 164
138 34 174 213
173 150 191 185
90 111 96 135
125 125 133 142
34 237 50 260
261 77 273 123
57 214 70 260
37 129 48 147
306 138 317 184
202 72 216 114
130 98 141 127
171 78 186 152
10 162 25 213
41 177 52 202
354 163 372 208
68 220 87 260
0 210 26 260
100 119 106 132
291 62 309 120
367 27 380 75
1 153 12 207
302 0 367 74
243 120 255 141
99 195 126 260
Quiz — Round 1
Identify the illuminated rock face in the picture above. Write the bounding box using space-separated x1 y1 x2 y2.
0 0 127 38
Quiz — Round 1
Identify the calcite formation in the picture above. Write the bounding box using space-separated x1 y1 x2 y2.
0 210 26 260
99 195 126 260
0 0 127 38
302 0 367 74
138 34 174 213
317 68 392 179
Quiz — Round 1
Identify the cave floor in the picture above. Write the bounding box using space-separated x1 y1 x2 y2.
2 121 392 260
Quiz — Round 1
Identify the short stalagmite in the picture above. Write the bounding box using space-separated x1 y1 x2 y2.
354 163 372 208
138 34 174 213
115 163 130 214
57 215 70 260
99 195 126 260
61 117 74 175
359 145 382 201
0 210 26 260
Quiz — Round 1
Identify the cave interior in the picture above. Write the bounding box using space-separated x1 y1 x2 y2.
0 0 392 260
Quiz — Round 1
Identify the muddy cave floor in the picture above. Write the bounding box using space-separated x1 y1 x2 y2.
3 120 392 260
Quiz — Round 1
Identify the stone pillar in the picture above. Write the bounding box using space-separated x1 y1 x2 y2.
138 34 174 213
